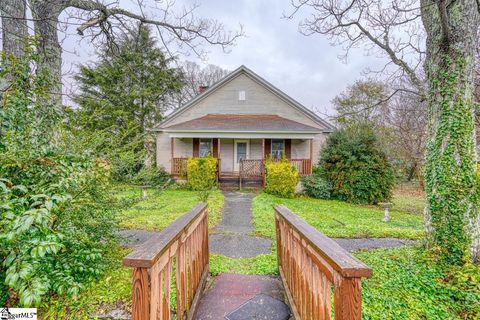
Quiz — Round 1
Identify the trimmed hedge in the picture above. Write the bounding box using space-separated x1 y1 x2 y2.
265 158 298 198
187 156 217 191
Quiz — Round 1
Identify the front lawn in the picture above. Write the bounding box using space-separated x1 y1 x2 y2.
118 186 224 230
37 188 480 320
252 193 424 240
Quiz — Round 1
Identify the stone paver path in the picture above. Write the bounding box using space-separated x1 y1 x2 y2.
209 192 272 258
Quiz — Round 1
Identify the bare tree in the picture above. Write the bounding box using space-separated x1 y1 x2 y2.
288 0 426 97
384 87 426 184
332 78 388 126
290 0 480 263
1 0 242 107
176 61 229 105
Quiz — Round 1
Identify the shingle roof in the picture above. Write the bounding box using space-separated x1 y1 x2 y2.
162 114 322 132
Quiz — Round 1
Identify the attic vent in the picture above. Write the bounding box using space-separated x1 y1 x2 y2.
238 90 246 101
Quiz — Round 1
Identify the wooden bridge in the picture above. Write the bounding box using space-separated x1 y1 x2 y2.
123 204 372 320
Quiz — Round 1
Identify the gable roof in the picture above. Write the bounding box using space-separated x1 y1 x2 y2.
153 65 335 132
163 114 322 133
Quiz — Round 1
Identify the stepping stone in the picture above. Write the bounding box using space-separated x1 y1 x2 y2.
225 294 290 320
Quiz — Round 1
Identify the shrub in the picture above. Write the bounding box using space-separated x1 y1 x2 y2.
0 44 117 306
187 156 217 191
265 159 298 198
319 126 395 204
132 167 171 187
302 173 332 199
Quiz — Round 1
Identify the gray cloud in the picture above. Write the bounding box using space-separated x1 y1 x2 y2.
60 0 387 116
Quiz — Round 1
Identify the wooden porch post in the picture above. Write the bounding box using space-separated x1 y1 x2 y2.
171 137 174 174
309 138 313 175
262 139 266 187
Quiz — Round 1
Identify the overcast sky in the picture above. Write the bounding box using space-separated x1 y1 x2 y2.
60 0 388 117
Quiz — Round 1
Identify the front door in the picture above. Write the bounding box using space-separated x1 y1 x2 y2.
234 140 249 172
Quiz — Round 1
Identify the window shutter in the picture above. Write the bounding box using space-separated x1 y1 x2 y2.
264 139 271 158
193 138 199 157
212 138 219 158
285 139 291 159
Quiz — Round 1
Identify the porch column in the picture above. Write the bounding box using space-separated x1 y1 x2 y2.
170 137 174 174
262 139 265 159
309 139 313 175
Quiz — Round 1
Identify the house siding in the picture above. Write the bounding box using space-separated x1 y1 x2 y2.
161 73 325 130
156 70 330 174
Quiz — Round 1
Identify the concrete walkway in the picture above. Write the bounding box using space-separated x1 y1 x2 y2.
209 192 272 258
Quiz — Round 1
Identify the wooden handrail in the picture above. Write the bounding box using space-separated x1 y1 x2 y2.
123 203 209 320
274 205 372 320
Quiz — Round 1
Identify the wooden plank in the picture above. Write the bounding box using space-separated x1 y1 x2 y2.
334 276 362 320
187 265 209 320
176 242 187 320
124 204 207 268
131 268 150 320
274 205 372 278
279 266 300 320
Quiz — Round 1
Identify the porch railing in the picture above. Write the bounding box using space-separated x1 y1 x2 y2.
290 159 312 176
172 157 188 177
275 205 372 320
123 203 209 320
172 157 312 179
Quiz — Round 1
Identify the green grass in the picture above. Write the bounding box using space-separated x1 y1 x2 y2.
357 246 480 320
392 193 426 216
210 251 278 276
252 193 424 240
118 188 224 231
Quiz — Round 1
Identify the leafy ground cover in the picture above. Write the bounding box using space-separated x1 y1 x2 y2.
40 247 132 319
358 246 480 320
252 193 424 240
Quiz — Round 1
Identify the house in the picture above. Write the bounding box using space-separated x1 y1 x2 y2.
152 65 334 185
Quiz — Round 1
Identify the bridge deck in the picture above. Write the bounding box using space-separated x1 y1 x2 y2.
194 273 291 320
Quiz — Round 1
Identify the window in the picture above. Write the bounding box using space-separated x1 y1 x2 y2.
238 90 246 101
236 142 247 163
199 138 212 157
271 139 284 159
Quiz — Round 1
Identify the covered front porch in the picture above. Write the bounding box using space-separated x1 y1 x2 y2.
170 137 313 183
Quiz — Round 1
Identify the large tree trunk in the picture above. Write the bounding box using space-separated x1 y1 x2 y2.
30 0 65 108
421 0 480 263
0 0 28 56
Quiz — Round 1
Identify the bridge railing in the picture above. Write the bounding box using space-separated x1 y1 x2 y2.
274 205 372 320
123 203 209 320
